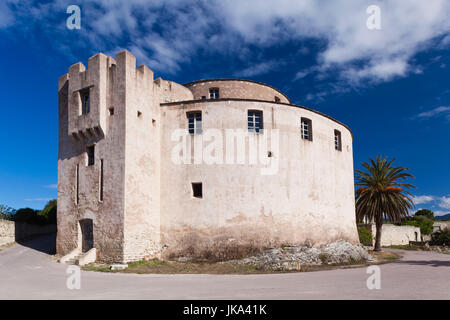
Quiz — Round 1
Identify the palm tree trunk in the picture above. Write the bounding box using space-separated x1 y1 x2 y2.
374 215 383 251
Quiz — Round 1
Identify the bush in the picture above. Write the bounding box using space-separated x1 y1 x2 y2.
12 200 57 225
415 209 434 220
13 208 46 225
357 226 373 246
401 216 434 235
0 204 16 220
39 200 57 225
430 228 450 246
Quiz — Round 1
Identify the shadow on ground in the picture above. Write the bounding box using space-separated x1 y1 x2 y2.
16 233 57 255
393 259 450 267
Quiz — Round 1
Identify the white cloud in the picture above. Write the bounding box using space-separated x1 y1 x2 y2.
24 198 53 202
0 1 14 28
434 210 450 217
439 196 450 210
43 184 57 189
2 0 450 84
293 71 309 81
412 195 450 213
417 106 450 119
413 195 436 205
234 61 280 77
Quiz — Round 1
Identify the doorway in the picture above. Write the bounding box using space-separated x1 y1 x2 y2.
79 219 94 253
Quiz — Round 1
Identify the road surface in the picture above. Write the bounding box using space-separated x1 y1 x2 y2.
0 234 448 299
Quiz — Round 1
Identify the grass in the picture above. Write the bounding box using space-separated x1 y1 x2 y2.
82 250 401 275
386 244 424 250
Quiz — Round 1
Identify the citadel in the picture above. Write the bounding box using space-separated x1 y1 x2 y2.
57 50 359 263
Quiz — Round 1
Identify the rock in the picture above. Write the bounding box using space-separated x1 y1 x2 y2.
229 241 373 270
109 264 128 270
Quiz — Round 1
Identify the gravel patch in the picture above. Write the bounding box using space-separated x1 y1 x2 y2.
226 241 373 271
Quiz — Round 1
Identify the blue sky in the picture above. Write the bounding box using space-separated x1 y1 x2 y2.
0 0 449 215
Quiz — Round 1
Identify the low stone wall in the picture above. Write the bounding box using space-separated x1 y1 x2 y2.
0 219 56 247
362 224 421 246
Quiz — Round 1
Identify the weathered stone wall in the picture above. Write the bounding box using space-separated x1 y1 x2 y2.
0 220 56 247
363 224 421 246
433 221 450 232
160 99 358 260
157 79 193 103
185 79 290 103
58 52 128 263
58 50 358 263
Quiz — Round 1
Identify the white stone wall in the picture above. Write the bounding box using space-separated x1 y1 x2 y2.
0 220 56 247
159 99 358 259
0 220 15 246
58 50 359 262
369 224 421 246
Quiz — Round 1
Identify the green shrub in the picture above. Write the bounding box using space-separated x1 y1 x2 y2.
13 208 46 225
430 228 450 246
357 226 373 246
12 200 57 225
402 216 434 235
414 209 434 220
38 200 57 225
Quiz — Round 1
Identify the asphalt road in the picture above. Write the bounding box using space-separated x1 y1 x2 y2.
0 234 449 300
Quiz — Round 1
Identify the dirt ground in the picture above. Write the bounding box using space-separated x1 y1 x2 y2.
83 250 401 274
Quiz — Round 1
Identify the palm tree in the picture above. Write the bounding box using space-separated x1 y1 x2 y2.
355 156 416 251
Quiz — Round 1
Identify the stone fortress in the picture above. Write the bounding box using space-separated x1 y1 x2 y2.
57 50 359 263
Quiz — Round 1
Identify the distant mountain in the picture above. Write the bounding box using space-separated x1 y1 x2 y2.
436 214 450 221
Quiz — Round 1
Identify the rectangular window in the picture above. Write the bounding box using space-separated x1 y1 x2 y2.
274 96 281 102
87 145 95 166
192 183 202 198
187 112 202 135
301 118 313 141
99 159 104 201
75 164 79 205
334 130 342 151
80 90 90 115
248 110 263 133
209 88 219 99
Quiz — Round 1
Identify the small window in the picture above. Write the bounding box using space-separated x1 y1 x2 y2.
187 112 202 135
334 130 342 151
80 90 90 115
201 96 206 100
192 183 202 198
75 164 79 205
209 88 219 99
301 118 312 141
109 108 114 115
274 96 281 102
99 159 104 202
87 145 95 166
248 110 263 133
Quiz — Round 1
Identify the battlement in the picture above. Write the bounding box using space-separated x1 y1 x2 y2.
62 50 156 142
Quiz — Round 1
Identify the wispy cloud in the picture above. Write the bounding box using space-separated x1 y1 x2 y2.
43 184 57 189
24 198 52 202
416 106 450 120
234 61 280 77
439 196 450 210
413 195 436 205
2 0 450 88
435 210 450 217
412 195 450 213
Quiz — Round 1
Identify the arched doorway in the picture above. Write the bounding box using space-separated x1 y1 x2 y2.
79 219 94 253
